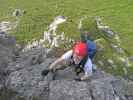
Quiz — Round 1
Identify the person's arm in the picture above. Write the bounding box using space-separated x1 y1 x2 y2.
49 50 73 71
41 50 72 76
49 57 64 71
81 58 93 81
41 57 64 76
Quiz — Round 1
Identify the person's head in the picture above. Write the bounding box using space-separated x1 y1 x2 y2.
72 41 87 64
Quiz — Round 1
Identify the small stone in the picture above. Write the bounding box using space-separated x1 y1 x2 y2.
128 56 133 61
107 59 114 65
98 60 104 66
126 82 133 96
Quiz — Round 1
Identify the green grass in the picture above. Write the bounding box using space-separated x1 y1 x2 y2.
0 0 133 79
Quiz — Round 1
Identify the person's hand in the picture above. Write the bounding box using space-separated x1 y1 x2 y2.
41 69 50 76
80 76 86 81
80 74 91 81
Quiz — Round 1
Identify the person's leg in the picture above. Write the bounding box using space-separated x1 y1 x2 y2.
80 31 92 42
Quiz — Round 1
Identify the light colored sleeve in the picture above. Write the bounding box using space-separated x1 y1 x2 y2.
61 50 73 61
84 58 93 76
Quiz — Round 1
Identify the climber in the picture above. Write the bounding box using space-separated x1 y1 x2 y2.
41 31 97 81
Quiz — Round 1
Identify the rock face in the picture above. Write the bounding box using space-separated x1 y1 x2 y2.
6 48 53 100
0 35 133 100
0 35 16 67
0 35 16 91
49 80 92 100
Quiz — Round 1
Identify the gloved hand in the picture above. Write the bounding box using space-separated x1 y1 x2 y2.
41 69 50 76
74 77 81 81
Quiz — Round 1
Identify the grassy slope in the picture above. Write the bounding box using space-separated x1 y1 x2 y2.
0 0 133 78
